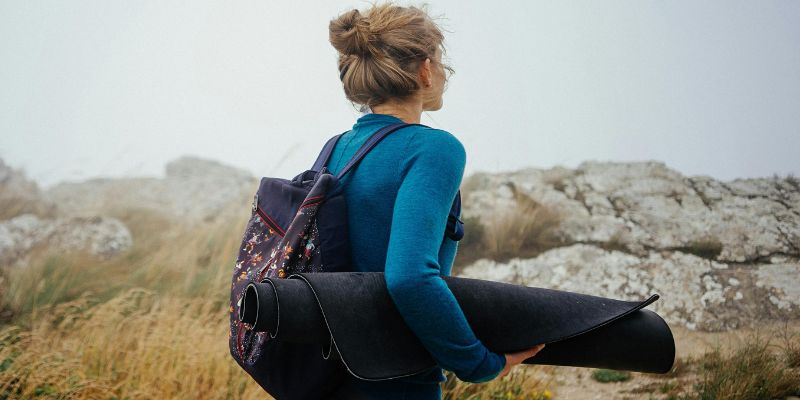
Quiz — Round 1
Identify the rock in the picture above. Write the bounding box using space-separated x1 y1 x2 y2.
456 162 800 331
462 161 800 263
0 213 132 268
457 244 800 332
1 155 259 266
44 156 257 224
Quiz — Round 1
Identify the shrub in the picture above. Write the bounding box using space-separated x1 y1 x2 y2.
452 215 489 269
455 183 562 268
678 236 723 260
591 369 631 383
480 183 562 262
785 173 800 191
688 335 800 400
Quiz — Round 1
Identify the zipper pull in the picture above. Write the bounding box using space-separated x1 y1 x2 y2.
252 193 259 213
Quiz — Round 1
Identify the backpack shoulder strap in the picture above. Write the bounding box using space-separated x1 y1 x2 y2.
317 121 465 240
311 131 348 172
334 122 422 180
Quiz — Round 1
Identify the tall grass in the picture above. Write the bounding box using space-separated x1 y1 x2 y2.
1 202 245 327
0 290 264 399
641 328 800 400
687 333 800 400
0 194 258 399
442 366 554 400
0 192 53 221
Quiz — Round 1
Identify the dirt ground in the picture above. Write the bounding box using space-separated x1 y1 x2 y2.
534 322 800 399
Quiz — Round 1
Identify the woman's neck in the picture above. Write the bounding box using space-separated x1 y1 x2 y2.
370 98 423 124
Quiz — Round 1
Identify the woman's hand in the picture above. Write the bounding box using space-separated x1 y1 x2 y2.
497 344 546 379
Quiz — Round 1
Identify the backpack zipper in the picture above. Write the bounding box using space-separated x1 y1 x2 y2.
252 193 286 237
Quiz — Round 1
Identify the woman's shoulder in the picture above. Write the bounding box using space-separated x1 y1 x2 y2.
405 125 466 159
390 125 466 174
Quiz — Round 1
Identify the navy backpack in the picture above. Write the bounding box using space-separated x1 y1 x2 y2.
228 122 465 399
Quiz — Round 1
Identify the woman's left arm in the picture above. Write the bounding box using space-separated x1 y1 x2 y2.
383 128 505 383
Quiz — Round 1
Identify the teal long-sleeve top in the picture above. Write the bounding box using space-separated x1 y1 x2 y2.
324 112 506 384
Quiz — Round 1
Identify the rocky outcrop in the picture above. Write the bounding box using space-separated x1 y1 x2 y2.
459 161 800 331
44 156 257 223
463 161 800 263
0 159 53 220
0 214 132 268
1 156 259 267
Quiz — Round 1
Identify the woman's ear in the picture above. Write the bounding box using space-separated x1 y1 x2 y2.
419 58 433 88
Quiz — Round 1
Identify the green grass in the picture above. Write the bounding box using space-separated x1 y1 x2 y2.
592 369 631 383
677 237 723 260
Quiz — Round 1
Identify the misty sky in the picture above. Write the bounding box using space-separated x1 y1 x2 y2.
1 0 798 189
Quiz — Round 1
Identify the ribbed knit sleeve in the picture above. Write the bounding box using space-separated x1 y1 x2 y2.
383 128 506 383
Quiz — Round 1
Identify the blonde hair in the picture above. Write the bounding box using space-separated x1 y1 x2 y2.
329 1 454 112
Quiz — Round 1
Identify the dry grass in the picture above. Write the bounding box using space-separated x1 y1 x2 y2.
0 290 264 399
1 204 245 326
686 333 800 400
442 367 555 400
0 198 260 399
0 195 53 221
640 329 800 400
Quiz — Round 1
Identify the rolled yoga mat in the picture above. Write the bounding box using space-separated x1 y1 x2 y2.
237 271 675 381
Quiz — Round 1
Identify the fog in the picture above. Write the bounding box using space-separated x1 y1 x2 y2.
1 0 798 188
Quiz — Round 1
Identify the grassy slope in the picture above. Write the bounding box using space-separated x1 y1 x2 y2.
0 194 797 399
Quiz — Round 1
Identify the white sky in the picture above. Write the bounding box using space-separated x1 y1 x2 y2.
1 0 798 189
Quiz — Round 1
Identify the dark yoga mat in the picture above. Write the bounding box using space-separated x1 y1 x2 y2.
237 271 675 381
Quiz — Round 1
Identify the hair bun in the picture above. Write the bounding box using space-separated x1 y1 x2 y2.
329 3 450 112
329 9 377 57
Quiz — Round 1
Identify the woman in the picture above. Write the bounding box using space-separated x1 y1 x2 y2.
325 3 544 399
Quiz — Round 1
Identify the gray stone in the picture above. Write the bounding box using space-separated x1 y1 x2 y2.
0 213 132 268
462 161 800 263
457 244 799 332
44 156 257 224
